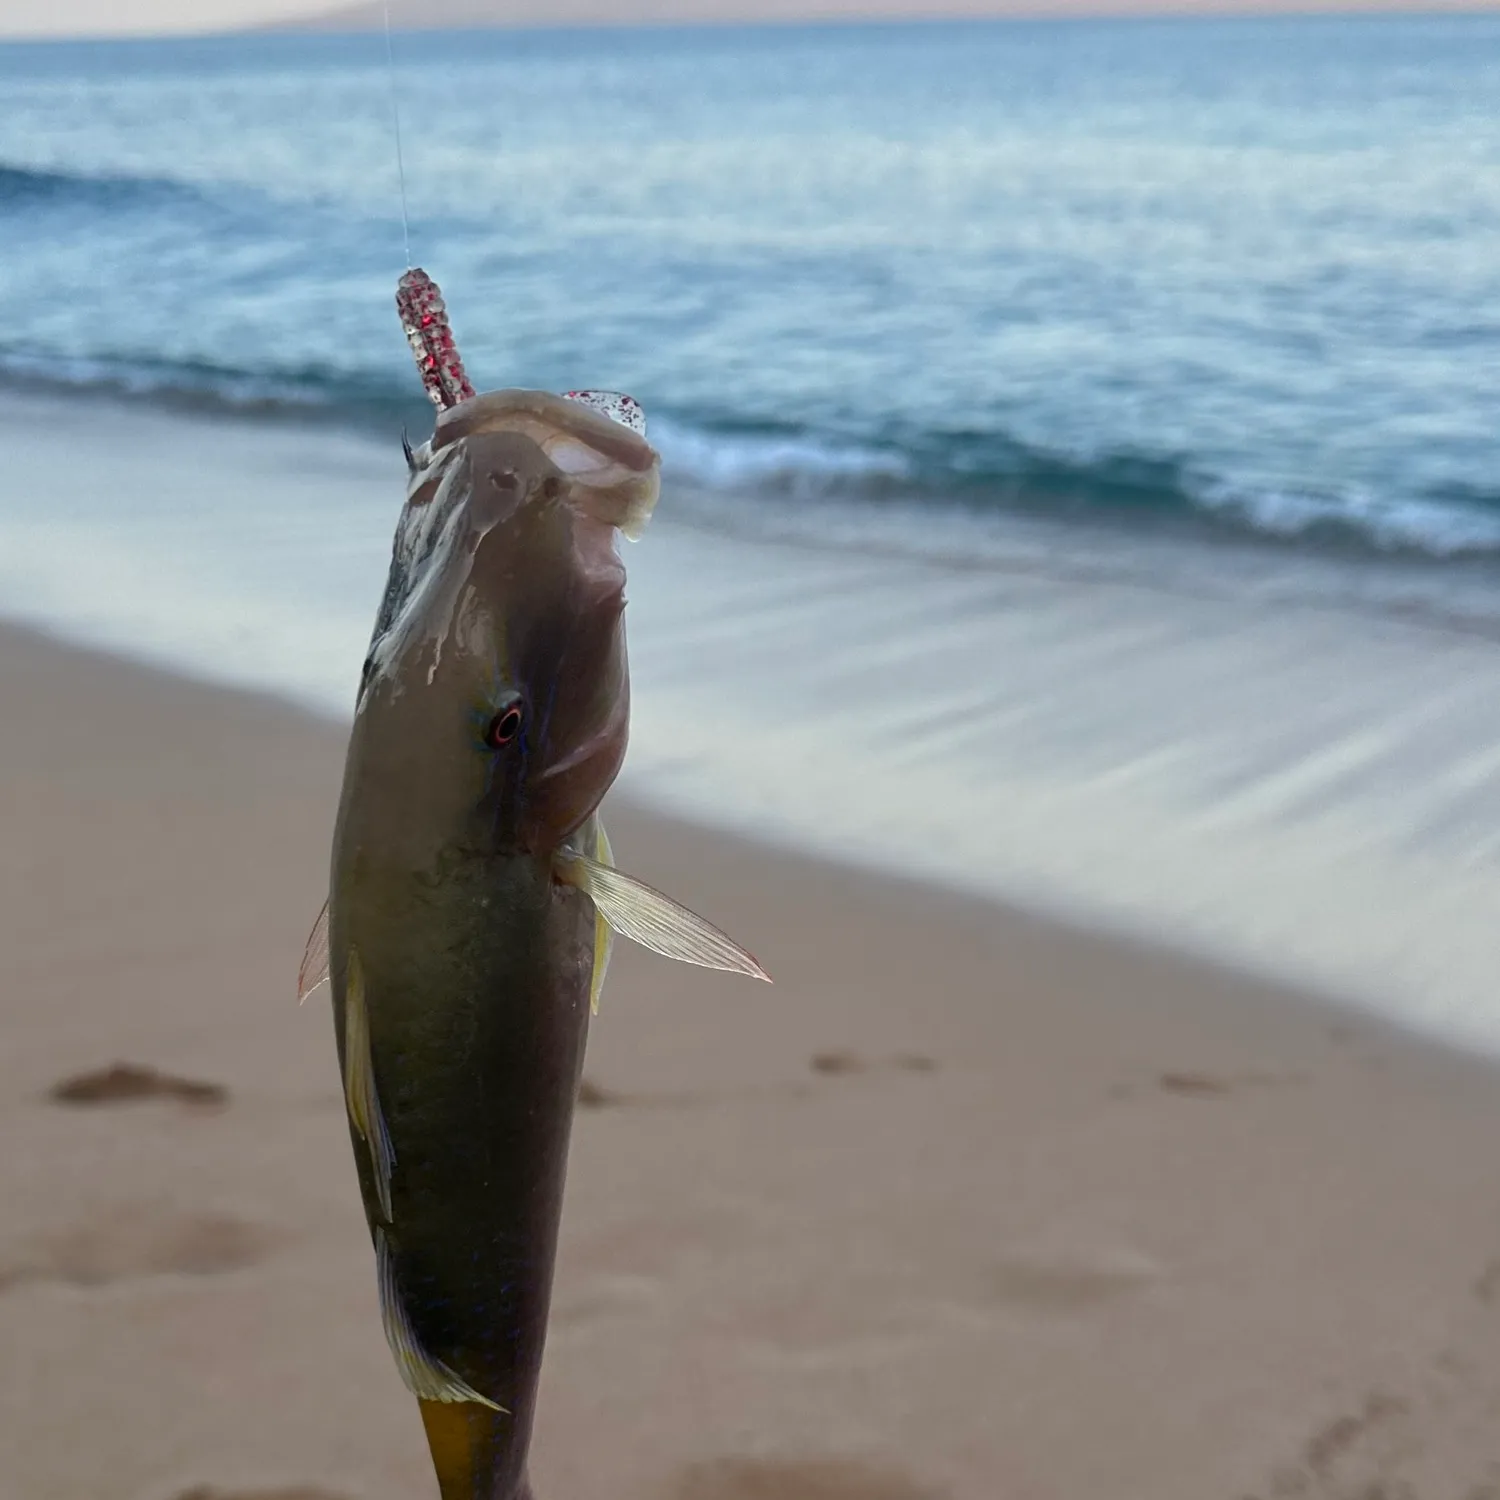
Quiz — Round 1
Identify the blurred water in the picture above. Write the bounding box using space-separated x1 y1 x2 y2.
1 18 1499 568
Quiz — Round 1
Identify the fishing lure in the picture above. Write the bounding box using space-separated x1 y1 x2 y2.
396 268 475 410
396 267 648 442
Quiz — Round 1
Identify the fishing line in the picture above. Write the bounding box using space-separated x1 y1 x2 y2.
383 0 413 268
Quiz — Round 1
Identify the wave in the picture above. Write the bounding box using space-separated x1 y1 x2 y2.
650 415 914 496
0 161 200 211
0 349 417 430
1193 476 1500 559
661 418 1500 562
7 345 1500 565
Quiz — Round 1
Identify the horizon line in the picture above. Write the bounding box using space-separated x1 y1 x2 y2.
3 2 1497 46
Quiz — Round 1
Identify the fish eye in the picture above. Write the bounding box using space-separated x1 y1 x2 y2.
486 703 524 749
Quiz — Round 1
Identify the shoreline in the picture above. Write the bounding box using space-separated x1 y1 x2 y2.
2 607 1449 1055
6 620 1500 1498
6 591 1487 1071
9 383 1500 1056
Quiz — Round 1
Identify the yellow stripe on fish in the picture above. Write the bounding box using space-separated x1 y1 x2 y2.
343 949 395 1223
589 819 616 1016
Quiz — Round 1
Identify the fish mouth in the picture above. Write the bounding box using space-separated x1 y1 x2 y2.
409 388 661 540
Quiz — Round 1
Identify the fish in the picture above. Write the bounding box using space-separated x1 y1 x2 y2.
299 386 768 1500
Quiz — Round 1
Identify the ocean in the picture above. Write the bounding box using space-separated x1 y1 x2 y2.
4 15 1500 1049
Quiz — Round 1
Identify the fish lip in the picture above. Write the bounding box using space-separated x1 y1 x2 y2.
412 388 661 540
432 389 658 474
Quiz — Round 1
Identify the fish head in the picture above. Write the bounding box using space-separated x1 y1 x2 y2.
348 390 659 861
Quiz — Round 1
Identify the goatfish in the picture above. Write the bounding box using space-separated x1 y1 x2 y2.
299 383 768 1500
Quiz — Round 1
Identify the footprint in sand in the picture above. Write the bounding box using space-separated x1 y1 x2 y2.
671 1456 946 1500
1253 1390 1413 1498
1253 1379 1500 1499
1474 1258 1500 1304
984 1248 1161 1312
1301 1392 1409 1480
810 1051 938 1078
49 1062 228 1109
0 1204 271 1293
172 1489 352 1500
1158 1071 1233 1098
810 1051 866 1076
1155 1069 1300 1099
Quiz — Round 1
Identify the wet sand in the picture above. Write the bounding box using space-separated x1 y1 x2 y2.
3 619 1500 1500
10 386 1500 1055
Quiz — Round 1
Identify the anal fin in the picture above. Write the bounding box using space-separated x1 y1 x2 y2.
344 949 395 1222
377 1229 505 1411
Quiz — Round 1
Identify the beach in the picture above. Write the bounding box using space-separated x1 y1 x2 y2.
6 16 1500 1497
4 617 1500 1500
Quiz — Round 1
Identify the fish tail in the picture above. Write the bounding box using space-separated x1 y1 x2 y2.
419 1398 531 1500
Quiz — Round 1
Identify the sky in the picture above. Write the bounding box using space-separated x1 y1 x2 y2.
0 0 1493 39
0 0 322 36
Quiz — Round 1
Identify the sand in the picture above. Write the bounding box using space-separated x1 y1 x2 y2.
3 618 1500 1500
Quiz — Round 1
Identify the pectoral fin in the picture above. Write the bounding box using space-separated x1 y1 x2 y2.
298 900 330 1005
344 950 395 1223
554 849 770 983
377 1229 505 1411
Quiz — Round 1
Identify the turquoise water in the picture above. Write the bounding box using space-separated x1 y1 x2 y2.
2 17 1500 563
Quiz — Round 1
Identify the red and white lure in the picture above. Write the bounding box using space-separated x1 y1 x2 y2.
395 268 475 410
562 389 647 436
396 267 647 438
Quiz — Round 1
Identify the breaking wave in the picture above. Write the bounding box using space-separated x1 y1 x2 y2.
6 345 1500 564
0 160 200 210
656 417 1500 562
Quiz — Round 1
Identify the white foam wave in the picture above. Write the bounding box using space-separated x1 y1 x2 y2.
1194 477 1500 558
651 416 912 497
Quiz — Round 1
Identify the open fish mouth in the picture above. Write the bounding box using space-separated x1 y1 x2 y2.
405 388 660 541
